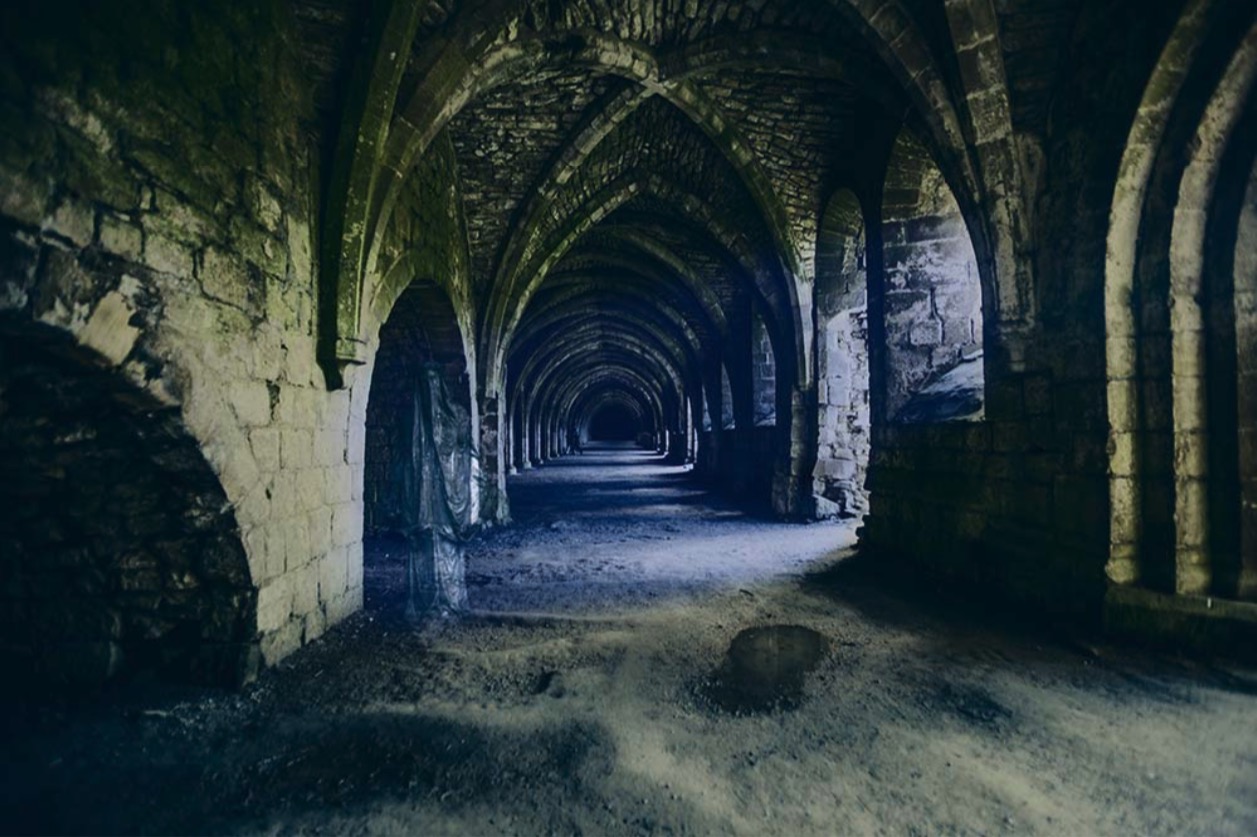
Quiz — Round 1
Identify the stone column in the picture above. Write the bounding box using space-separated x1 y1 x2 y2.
505 400 517 475
773 384 815 518
479 394 509 524
520 403 532 469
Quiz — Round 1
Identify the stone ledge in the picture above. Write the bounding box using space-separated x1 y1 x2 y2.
1105 585 1257 663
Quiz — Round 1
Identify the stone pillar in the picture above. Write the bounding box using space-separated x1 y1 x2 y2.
505 402 517 475
520 405 532 469
666 430 686 464
773 384 814 518
479 394 509 524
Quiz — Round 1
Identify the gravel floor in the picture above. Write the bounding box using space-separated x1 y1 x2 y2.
3 443 1256 835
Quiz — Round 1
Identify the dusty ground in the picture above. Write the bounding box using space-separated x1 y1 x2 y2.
4 443 1257 835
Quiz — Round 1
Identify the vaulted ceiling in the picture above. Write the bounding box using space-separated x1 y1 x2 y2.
291 0 1088 435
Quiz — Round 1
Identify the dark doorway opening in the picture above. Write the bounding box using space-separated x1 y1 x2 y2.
363 281 473 619
0 323 257 692
588 403 639 441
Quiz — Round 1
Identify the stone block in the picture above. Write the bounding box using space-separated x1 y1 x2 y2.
284 339 319 388
909 318 943 347
296 468 325 512
282 517 312 572
144 231 193 277
200 246 249 310
993 422 1026 453
275 386 317 428
219 440 262 505
290 561 319 617
347 418 367 465
324 465 354 506
307 508 333 556
331 503 361 548
77 291 140 366
251 325 283 382
248 174 284 234
146 188 214 245
244 527 270 579
269 471 298 519
324 590 357 625
280 428 313 469
303 607 327 644
1053 476 1108 539
263 524 288 580
98 213 143 262
260 618 303 665
319 551 349 601
229 381 272 427
44 197 94 247
1 169 53 227
256 576 293 633
250 428 281 473
314 425 345 466
287 215 313 281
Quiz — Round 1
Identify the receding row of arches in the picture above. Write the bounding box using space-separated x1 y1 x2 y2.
478 123 986 519
4 0 1256 693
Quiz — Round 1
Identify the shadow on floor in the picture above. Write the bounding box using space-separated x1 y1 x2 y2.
801 548 1257 699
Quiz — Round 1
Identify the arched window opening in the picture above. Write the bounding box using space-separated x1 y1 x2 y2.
881 129 985 424
814 188 871 518
751 310 777 427
0 326 257 691
1233 157 1257 597
1235 158 1257 597
1103 9 1257 604
364 281 473 618
1204 118 1257 601
720 363 736 430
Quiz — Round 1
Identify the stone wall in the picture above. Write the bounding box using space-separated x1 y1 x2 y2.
0 0 362 676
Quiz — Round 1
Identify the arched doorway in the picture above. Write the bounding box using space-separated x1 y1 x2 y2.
0 324 257 691
363 281 475 617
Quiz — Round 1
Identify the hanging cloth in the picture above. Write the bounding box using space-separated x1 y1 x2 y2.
404 363 475 619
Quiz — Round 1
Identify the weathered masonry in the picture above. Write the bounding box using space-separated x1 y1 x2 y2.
2 0 1256 689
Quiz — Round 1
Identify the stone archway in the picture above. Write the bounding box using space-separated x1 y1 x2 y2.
362 279 474 614
0 323 258 690
880 128 985 425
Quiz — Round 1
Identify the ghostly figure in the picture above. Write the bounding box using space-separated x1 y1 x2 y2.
398 363 475 619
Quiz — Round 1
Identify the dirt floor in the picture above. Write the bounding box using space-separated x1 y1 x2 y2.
4 443 1257 835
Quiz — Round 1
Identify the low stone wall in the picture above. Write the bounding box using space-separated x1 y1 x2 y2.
862 369 1110 622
